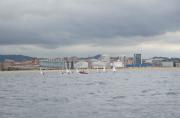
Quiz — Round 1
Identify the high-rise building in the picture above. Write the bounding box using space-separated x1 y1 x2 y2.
133 54 141 65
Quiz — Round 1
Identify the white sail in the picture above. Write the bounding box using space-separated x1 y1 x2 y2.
76 68 79 73
40 67 43 75
103 66 106 72
113 66 116 72
40 67 45 77
66 68 69 73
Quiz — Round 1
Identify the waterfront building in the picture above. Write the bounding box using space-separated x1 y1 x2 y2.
64 57 79 69
74 61 88 69
126 57 134 65
39 57 79 69
0 58 40 70
32 58 39 65
2 60 15 70
133 54 142 65
113 60 124 68
142 57 175 67
91 59 108 69
39 58 65 69
175 63 180 67
151 57 169 67
117 56 127 67
161 61 174 67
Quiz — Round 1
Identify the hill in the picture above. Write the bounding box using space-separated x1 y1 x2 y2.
0 55 33 62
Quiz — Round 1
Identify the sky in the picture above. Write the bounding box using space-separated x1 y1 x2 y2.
0 0 180 58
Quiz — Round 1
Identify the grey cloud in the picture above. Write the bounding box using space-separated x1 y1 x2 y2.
0 0 180 48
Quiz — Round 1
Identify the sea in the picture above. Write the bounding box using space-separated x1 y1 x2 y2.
0 69 180 118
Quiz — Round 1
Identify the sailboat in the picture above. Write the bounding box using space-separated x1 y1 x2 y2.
66 68 71 74
40 67 45 77
78 67 88 74
40 67 43 74
79 70 88 74
76 68 79 73
112 66 116 72
103 66 106 72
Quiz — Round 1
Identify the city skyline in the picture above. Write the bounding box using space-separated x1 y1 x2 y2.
0 0 180 57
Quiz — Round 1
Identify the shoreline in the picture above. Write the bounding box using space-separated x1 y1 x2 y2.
1 67 180 72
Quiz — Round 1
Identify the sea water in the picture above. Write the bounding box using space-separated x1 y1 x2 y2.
0 69 180 118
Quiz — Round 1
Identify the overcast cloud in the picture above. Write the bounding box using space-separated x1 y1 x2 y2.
0 0 180 57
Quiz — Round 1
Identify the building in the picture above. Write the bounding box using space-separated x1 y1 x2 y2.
133 54 141 65
0 58 40 71
39 57 79 69
2 60 15 70
32 58 39 65
118 56 127 67
63 57 79 69
91 59 108 69
39 58 65 69
74 61 88 69
113 60 124 68
151 57 169 67
161 61 174 67
126 57 134 65
175 63 180 67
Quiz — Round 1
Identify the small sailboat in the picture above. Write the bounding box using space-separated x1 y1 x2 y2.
40 67 43 74
103 66 106 72
76 68 79 73
40 67 45 77
79 70 88 74
66 68 71 74
112 66 116 72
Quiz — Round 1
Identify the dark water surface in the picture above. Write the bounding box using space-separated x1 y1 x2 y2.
0 69 180 118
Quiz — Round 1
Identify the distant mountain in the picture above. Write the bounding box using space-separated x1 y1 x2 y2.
153 56 170 60
92 54 102 59
80 54 102 60
0 55 33 62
